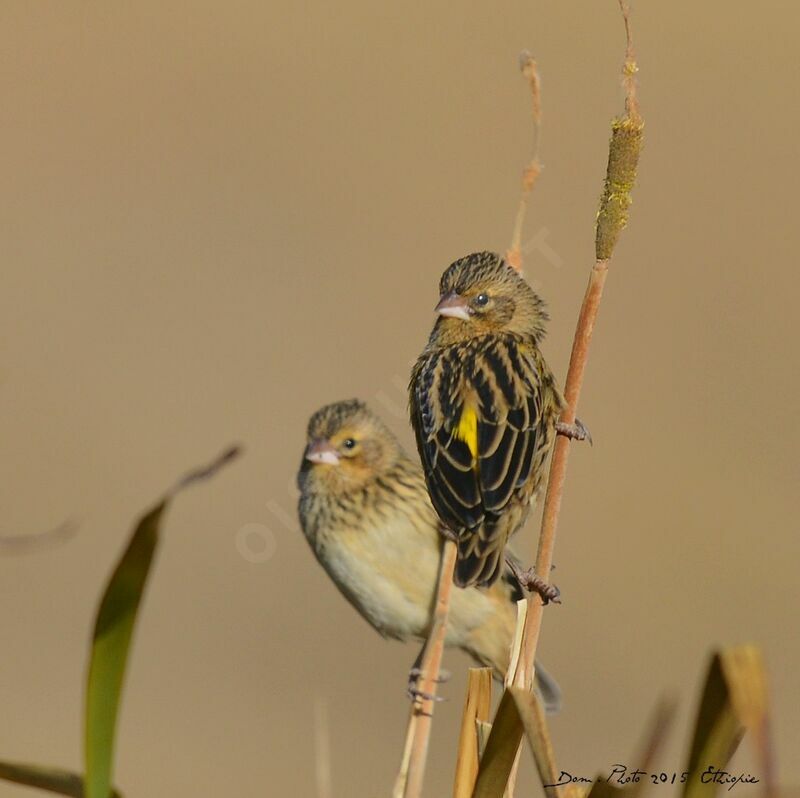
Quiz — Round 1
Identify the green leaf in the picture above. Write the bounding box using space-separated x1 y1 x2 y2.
0 761 121 797
83 501 164 798
84 445 240 798
683 645 775 798
0 445 240 798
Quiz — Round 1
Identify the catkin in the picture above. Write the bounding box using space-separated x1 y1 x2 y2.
595 114 643 261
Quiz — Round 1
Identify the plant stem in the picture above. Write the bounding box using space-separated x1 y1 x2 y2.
506 5 643 793
512 260 609 689
506 52 542 273
394 539 458 798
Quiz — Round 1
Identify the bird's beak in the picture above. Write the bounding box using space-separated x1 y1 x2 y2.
304 439 341 466
434 291 471 321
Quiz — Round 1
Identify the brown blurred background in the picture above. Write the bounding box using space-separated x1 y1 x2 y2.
2 1 798 795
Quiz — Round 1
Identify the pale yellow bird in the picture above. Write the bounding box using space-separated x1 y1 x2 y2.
297 399 560 710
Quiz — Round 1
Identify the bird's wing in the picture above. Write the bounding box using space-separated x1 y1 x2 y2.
412 337 544 536
412 347 484 534
473 336 544 513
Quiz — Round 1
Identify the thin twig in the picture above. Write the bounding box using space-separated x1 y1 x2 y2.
0 520 77 554
394 539 458 798
314 697 333 798
506 52 543 273
511 259 610 689
510 0 642 697
499 7 643 798
502 48 544 798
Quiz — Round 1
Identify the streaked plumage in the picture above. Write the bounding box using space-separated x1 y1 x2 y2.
410 251 564 588
297 399 560 709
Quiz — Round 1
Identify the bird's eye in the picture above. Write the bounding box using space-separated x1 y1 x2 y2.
475 293 490 307
343 438 356 450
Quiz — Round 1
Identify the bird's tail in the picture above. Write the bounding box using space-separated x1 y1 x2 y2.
533 661 563 714
461 551 562 713
461 620 562 713
454 528 504 587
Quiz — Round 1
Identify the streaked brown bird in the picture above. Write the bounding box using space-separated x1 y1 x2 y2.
410 251 567 592
297 399 561 709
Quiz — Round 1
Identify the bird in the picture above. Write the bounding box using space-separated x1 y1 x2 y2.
296 398 561 711
409 251 581 593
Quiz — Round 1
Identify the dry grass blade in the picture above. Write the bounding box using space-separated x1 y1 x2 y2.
627 696 679 798
509 686 561 798
476 722 493 762
394 539 458 798
454 668 493 798
683 646 775 798
585 782 626 798
576 696 678 798
472 686 561 798
471 690 526 798
0 520 77 554
531 696 675 798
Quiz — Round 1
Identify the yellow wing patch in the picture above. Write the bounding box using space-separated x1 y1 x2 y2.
455 405 479 462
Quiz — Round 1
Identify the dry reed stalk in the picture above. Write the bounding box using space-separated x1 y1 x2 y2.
510 0 642 692
394 539 458 798
313 697 332 798
506 52 543 273
503 1 643 792
400 4 642 794
502 47 544 798
509 256 610 689
397 38 544 798
453 669 493 798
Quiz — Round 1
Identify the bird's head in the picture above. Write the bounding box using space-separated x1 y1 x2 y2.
298 399 403 494
430 251 548 344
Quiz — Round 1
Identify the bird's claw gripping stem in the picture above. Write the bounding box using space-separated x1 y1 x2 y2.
505 557 562 605
556 417 592 445
407 667 449 705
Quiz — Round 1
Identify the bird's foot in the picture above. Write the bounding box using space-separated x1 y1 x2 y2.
506 558 561 605
556 417 592 445
407 667 449 705
524 573 561 605
408 666 451 683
